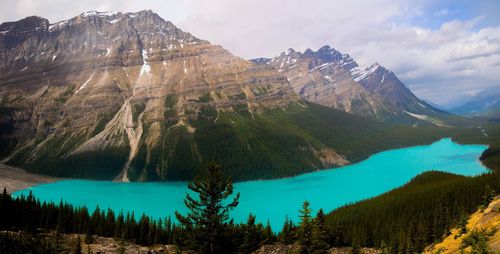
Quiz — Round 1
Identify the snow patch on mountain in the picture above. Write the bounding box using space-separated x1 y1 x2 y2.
82 11 118 17
351 63 380 82
140 49 151 76
49 20 69 31
403 110 428 120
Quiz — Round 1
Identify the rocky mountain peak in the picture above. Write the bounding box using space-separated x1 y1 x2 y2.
47 9 192 38
315 45 341 60
284 48 296 55
0 10 298 182
256 45 358 73
0 9 204 73
0 16 49 37
254 45 452 125
351 62 383 82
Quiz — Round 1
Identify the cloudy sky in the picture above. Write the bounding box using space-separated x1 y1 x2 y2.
1 0 499 105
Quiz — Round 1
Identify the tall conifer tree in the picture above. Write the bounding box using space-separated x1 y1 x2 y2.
175 162 240 254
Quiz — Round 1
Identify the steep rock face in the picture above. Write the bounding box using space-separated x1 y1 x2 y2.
252 47 392 120
253 46 460 126
0 11 299 181
353 63 432 113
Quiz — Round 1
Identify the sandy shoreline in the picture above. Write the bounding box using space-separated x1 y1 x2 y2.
0 163 60 193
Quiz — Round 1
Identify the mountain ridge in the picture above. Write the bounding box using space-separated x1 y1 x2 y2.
251 45 466 126
0 11 456 182
450 86 500 118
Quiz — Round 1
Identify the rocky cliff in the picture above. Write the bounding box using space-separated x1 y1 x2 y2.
253 46 465 126
0 11 300 181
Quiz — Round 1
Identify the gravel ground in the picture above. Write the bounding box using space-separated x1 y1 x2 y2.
0 163 60 193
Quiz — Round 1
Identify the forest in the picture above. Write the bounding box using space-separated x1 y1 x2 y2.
1 126 499 253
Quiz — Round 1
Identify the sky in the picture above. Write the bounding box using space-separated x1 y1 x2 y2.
1 0 499 105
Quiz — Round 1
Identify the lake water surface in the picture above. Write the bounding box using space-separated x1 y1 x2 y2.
14 138 489 230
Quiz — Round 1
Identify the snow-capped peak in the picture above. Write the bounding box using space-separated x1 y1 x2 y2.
351 63 381 82
284 48 296 55
81 11 118 17
369 62 381 69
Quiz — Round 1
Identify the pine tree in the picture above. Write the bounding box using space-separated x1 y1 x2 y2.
311 209 330 254
139 214 150 245
105 208 115 236
278 216 295 244
481 184 495 209
239 214 262 253
297 200 313 254
457 212 469 237
175 162 240 254
153 219 161 245
262 220 275 244
165 216 173 243
115 213 124 239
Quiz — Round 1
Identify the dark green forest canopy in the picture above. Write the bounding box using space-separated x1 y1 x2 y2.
5 102 489 182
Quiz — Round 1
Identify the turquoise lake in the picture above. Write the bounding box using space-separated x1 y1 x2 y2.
14 138 489 230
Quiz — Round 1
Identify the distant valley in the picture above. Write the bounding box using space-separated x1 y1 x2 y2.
448 86 500 120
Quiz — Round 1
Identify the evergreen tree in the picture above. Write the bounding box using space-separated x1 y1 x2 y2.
153 219 161 245
278 216 295 244
239 214 262 253
165 216 173 243
175 162 240 254
297 200 313 254
115 212 124 239
481 184 495 209
457 212 469 237
139 214 150 245
311 209 330 254
262 220 275 244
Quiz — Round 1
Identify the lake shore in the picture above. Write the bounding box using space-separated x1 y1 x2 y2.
13 138 489 230
0 163 60 193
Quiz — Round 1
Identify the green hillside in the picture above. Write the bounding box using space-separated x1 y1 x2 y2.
127 102 466 181
6 101 487 182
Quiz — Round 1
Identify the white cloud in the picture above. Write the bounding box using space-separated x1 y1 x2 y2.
1 0 499 104
354 20 500 104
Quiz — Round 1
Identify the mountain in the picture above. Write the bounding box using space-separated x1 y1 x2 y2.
450 86 500 119
251 46 464 126
0 11 451 182
433 94 476 110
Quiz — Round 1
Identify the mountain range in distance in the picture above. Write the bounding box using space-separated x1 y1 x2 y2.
447 86 500 120
0 10 480 182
